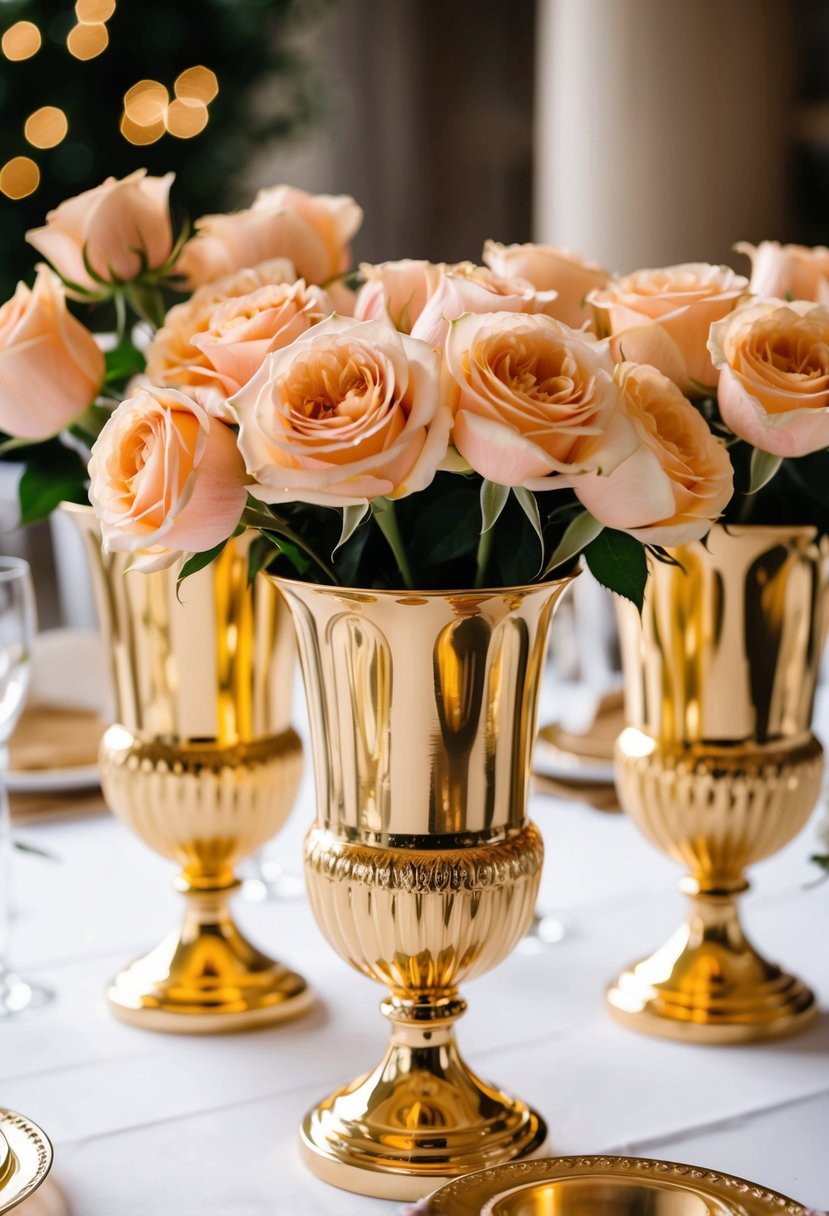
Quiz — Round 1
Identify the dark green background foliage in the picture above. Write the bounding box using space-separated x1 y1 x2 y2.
0 0 324 300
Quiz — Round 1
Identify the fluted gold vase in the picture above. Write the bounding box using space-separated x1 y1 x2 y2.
608 525 829 1043
277 577 571 1200
67 505 312 1033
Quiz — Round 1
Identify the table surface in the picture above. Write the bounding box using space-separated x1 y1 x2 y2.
3 685 829 1216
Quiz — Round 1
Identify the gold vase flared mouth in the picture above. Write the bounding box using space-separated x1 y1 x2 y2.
274 573 575 598
423 1155 806 1215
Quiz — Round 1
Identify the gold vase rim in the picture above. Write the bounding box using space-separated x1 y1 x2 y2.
273 571 576 599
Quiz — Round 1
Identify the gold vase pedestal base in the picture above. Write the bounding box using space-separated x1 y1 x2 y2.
607 880 817 1045
300 996 547 1202
107 877 314 1034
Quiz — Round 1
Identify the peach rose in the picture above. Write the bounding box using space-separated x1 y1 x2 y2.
145 258 298 413
0 265 104 440
177 185 363 289
736 240 829 306
355 258 557 347
26 170 174 294
483 241 609 330
588 262 748 395
191 280 332 397
573 363 733 545
88 386 248 566
443 311 637 487
233 316 448 506
708 299 829 456
358 258 559 346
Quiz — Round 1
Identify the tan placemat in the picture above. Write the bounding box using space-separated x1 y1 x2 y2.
9 704 104 772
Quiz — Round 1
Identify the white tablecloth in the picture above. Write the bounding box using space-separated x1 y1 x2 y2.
3 689 829 1215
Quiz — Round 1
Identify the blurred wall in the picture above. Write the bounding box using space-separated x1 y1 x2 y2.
535 0 795 272
248 0 537 264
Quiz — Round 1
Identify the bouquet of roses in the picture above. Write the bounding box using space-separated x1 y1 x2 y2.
4 169 829 605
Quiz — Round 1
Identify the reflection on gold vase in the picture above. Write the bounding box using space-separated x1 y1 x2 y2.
66 504 312 1033
277 577 572 1201
608 525 829 1043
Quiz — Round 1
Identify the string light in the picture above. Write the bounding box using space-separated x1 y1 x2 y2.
75 0 116 21
2 21 41 61
119 65 218 145
25 106 69 150
0 157 40 199
67 21 108 60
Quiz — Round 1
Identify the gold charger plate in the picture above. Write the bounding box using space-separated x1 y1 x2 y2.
423 1154 806 1215
0 1110 53 1214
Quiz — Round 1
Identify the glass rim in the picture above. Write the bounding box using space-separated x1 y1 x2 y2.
0 556 32 583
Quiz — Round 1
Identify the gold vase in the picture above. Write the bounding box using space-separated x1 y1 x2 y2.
276 576 571 1201
608 525 829 1043
66 504 313 1033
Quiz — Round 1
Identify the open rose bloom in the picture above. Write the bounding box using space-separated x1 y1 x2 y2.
5 167 828 602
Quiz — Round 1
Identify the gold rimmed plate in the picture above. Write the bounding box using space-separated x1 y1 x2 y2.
423 1154 806 1215
0 1109 53 1214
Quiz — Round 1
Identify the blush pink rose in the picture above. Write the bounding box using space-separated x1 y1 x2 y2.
88 386 248 567
708 299 829 456
574 363 733 545
26 170 174 294
145 258 299 416
190 280 332 398
177 185 363 289
588 263 748 395
233 316 448 507
443 311 637 488
355 259 557 347
0 265 104 440
483 241 609 330
735 240 829 305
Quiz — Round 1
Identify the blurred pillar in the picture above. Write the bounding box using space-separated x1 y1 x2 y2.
535 0 794 271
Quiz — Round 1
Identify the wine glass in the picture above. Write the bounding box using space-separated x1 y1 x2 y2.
0 557 53 1018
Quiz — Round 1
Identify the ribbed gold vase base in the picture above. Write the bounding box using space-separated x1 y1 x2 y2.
607 918 818 1045
299 1010 547 1201
106 887 313 1035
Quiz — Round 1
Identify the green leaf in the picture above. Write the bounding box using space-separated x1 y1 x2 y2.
584 529 648 611
18 461 87 526
176 541 228 592
542 510 604 578
105 342 146 385
334 503 369 555
480 479 509 533
261 531 311 579
411 487 480 567
247 534 279 585
748 448 783 495
511 487 544 562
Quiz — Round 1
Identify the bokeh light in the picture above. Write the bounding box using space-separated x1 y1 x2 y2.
120 113 165 146
67 22 108 60
123 80 169 127
0 157 40 200
2 21 42 61
166 98 209 139
174 66 218 105
25 106 69 149
75 0 116 22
